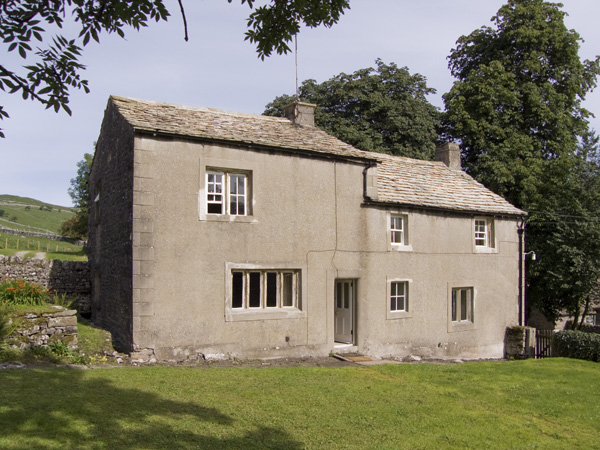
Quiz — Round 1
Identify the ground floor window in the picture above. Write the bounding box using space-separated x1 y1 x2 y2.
232 270 300 310
451 287 473 323
390 281 408 312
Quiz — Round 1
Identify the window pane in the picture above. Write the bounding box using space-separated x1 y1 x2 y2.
282 273 294 307
229 174 246 216
390 282 397 311
390 282 406 312
460 290 468 321
451 290 458 321
391 216 405 244
336 282 342 308
232 272 243 308
249 272 261 308
266 272 277 307
344 283 350 309
475 220 487 246
208 202 223 214
207 172 224 214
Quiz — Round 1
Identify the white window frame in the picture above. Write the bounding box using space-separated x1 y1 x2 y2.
206 171 224 214
473 217 496 253
390 215 405 245
451 287 473 323
387 278 413 320
231 270 299 310
388 213 412 252
226 264 305 322
447 284 476 331
390 281 408 312
205 170 248 217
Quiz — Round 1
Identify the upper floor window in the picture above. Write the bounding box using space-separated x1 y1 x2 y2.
474 217 494 250
206 171 247 216
390 215 406 246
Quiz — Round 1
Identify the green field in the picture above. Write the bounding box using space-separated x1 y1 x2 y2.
0 358 598 449
0 231 86 259
0 194 75 234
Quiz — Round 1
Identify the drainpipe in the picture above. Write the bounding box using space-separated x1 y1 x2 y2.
517 217 525 326
363 161 376 201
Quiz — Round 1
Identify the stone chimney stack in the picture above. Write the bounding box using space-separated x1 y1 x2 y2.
435 142 461 170
283 101 316 127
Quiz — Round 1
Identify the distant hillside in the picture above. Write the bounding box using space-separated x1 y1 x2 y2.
0 194 76 234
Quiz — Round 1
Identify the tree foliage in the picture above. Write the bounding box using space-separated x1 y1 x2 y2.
265 60 440 159
526 131 600 326
0 0 350 137
443 0 600 326
60 152 92 239
443 0 600 208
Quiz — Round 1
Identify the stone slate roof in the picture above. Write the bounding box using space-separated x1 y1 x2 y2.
109 95 523 216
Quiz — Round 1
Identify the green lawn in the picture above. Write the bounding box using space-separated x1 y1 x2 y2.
0 358 598 449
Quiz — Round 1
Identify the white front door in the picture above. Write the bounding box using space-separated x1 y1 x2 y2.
334 280 354 344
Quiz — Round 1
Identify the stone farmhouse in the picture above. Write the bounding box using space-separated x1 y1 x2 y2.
89 96 525 361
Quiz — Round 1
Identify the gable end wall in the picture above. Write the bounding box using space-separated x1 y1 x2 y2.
88 101 135 352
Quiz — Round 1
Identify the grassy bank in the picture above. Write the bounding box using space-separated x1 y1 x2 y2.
0 358 598 449
0 232 86 261
0 194 75 234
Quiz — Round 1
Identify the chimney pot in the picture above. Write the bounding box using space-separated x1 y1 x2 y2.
435 142 461 170
283 101 316 127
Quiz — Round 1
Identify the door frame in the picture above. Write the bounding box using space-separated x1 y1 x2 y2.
334 279 355 344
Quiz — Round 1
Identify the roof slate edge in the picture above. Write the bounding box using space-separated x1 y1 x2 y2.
364 199 526 217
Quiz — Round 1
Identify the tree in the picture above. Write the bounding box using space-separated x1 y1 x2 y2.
60 152 92 239
0 0 350 138
443 0 600 209
265 60 440 159
526 131 600 327
443 0 600 326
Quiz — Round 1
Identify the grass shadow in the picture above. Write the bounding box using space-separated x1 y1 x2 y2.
0 368 303 450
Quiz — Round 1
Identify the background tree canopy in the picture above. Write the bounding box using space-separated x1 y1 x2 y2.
59 152 92 239
0 0 350 137
264 60 440 160
443 0 600 209
443 0 600 327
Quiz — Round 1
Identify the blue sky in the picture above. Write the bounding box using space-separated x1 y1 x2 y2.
1 0 599 207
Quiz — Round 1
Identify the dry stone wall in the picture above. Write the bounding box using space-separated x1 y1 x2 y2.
0 227 83 244
505 326 536 359
8 307 78 349
0 256 91 313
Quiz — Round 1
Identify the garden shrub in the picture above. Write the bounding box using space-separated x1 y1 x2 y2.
579 324 600 335
553 330 600 362
0 277 50 306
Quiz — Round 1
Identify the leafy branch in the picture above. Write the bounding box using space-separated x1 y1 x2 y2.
0 0 350 137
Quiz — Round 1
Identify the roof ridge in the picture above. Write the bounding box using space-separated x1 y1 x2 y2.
110 95 289 123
